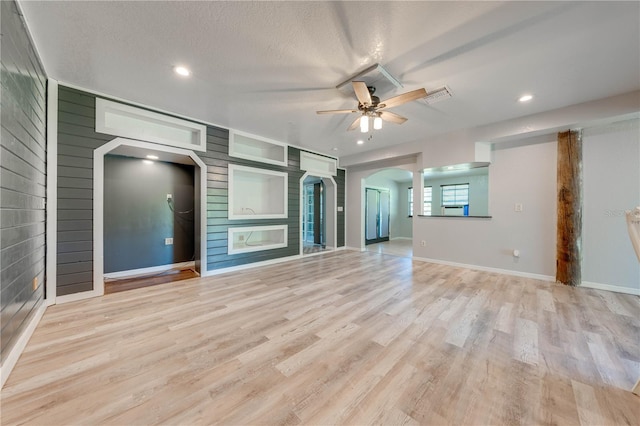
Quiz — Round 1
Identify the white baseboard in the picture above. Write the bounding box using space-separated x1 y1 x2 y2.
344 246 364 252
412 256 555 282
1 301 47 388
56 288 102 305
201 255 301 277
104 261 195 279
580 281 640 296
390 237 412 241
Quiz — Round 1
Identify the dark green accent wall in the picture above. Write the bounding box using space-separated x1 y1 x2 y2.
0 0 47 363
56 87 110 296
104 155 195 273
199 128 305 269
56 85 346 295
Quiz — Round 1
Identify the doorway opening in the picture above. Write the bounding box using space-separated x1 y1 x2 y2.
93 138 207 297
299 173 337 256
303 176 326 253
363 168 414 258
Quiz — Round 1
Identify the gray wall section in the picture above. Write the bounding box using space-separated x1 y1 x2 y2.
199 128 304 269
57 87 110 296
56 86 346 294
0 0 47 364
103 155 195 273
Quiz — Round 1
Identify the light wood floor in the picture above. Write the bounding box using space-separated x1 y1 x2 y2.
365 239 413 258
104 268 200 294
2 251 639 425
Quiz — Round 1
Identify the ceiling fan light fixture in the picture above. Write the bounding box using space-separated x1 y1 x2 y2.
373 115 382 130
360 116 369 133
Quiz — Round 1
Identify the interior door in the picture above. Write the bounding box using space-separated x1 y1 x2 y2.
365 189 379 241
313 182 322 245
303 184 314 243
379 190 390 239
365 188 391 245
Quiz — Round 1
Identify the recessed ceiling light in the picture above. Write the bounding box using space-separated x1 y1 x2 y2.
518 94 533 102
357 140 364 145
146 154 159 160
332 147 338 151
174 66 191 77
142 159 154 165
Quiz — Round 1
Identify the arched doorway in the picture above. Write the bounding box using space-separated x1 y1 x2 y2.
363 168 413 258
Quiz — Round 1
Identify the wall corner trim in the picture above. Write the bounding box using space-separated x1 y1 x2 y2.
0 302 47 388
46 78 59 304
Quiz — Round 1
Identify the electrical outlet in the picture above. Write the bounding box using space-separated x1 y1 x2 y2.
515 203 523 212
165 237 173 245
420 240 426 247
167 194 173 201
32 276 38 291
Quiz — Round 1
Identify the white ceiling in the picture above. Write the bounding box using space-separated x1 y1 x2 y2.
19 1 640 160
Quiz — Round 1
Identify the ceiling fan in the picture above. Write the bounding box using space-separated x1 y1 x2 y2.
316 81 427 132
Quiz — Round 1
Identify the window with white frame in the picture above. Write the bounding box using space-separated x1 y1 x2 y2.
409 186 433 215
423 186 432 215
441 183 469 206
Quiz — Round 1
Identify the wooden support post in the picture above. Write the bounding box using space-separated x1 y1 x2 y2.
556 130 583 286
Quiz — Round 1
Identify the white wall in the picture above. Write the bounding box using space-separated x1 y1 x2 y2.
413 140 558 277
397 182 413 238
582 119 640 293
344 94 640 293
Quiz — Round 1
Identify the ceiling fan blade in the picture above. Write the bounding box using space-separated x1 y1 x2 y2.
352 81 372 106
316 109 358 115
347 116 361 131
378 88 427 109
379 111 408 124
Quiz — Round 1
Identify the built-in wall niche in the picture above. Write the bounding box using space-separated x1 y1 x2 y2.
300 151 337 177
95 98 207 151
228 225 288 254
229 130 288 166
228 164 288 219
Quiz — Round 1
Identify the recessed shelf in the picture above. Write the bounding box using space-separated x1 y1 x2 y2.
228 225 288 254
95 98 206 151
228 164 288 219
300 151 337 176
229 130 288 166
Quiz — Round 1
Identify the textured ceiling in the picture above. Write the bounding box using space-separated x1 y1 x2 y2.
19 1 640 159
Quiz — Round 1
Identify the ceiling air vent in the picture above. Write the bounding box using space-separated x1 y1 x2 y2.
336 63 403 98
423 86 453 104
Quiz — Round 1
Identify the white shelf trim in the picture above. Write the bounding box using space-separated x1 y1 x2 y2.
95 98 206 152
228 164 288 220
229 129 288 166
228 225 288 254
